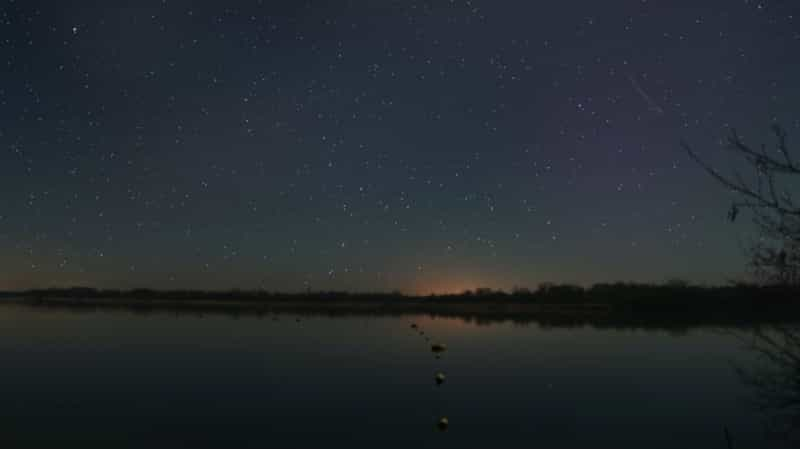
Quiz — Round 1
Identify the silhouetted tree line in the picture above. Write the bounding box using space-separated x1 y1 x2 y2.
3 283 800 331
11 281 800 307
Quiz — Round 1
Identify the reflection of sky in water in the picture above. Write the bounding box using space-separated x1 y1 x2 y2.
0 304 793 448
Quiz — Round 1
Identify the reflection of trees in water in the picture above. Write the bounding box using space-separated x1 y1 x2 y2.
735 325 800 445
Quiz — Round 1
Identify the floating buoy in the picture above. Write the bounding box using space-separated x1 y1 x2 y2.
410 323 418 329
431 343 447 353
437 417 449 431
435 354 441 360
435 372 446 385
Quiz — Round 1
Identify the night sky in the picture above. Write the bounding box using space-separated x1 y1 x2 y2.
2 0 799 293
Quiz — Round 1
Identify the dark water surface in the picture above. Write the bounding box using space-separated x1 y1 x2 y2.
0 303 795 448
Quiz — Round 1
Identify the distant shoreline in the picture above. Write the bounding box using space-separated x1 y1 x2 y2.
2 283 800 304
3 284 800 330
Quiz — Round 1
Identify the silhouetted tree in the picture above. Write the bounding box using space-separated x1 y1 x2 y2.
684 125 800 285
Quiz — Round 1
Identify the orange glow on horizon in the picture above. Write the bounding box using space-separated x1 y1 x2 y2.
411 276 494 296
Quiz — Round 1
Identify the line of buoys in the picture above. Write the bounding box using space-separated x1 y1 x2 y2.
409 321 450 432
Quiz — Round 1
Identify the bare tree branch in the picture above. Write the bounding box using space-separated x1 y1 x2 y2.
684 126 800 285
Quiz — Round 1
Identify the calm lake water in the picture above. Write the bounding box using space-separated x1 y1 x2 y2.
0 302 796 448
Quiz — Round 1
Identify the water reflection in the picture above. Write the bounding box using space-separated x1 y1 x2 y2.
4 297 798 333
0 301 798 448
734 325 800 446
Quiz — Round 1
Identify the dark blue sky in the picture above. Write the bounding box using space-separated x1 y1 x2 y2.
1 0 799 292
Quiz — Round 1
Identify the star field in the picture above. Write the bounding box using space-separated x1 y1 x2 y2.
1 0 799 292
